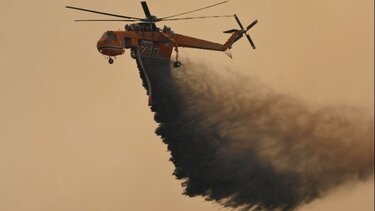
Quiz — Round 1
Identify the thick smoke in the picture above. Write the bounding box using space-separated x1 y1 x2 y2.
147 62 373 211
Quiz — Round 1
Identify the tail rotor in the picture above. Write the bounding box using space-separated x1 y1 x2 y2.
229 14 257 49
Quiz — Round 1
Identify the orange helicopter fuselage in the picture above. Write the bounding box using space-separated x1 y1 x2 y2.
66 2 257 64
96 27 241 60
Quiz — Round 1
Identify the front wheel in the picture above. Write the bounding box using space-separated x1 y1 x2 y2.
108 58 114 64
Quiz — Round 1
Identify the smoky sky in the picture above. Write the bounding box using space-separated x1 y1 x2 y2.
141 61 373 211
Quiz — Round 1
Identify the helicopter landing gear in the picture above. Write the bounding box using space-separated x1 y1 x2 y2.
108 57 114 64
173 46 182 68
173 61 182 68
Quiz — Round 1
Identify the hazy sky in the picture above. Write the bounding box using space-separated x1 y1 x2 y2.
0 0 373 211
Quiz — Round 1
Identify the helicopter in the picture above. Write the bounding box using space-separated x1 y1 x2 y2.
66 1 257 68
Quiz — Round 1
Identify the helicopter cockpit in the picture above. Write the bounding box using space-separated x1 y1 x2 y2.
97 31 125 64
100 31 118 44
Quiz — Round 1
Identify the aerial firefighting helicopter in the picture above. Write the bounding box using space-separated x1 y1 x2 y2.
66 1 257 67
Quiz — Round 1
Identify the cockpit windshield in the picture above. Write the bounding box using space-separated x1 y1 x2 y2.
102 31 118 42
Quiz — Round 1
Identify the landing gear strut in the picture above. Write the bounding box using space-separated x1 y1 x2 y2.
108 57 114 64
173 46 182 68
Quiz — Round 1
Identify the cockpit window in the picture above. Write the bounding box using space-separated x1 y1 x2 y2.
125 23 158 32
103 31 117 42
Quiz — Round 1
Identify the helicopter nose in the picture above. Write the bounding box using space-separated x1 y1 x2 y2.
96 40 125 57
96 40 105 53
97 38 109 52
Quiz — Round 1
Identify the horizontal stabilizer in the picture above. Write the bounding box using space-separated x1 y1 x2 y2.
223 29 239 34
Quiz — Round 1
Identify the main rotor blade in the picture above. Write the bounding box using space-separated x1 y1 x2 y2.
246 19 258 31
160 15 233 21
246 34 256 49
141 1 152 18
74 19 137 22
158 1 229 21
66 6 142 20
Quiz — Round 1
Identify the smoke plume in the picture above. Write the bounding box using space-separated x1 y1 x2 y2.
148 62 373 211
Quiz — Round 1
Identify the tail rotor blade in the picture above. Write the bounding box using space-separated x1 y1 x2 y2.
246 19 258 32
234 14 245 30
246 34 256 49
